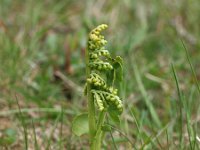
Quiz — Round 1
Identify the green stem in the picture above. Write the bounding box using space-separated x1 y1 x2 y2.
86 44 96 149
92 111 106 150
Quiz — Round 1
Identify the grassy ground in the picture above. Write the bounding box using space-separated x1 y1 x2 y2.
0 0 200 149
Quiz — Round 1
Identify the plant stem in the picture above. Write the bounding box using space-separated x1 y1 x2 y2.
93 111 106 150
86 44 96 149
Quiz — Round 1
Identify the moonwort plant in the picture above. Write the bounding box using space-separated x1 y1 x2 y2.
72 24 123 149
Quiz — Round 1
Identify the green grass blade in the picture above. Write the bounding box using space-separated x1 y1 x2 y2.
15 95 28 150
132 60 161 128
180 40 199 150
45 110 63 150
171 63 183 149
106 116 118 150
105 123 136 149
166 129 170 150
58 107 64 150
31 119 39 150
128 106 143 146
181 39 200 94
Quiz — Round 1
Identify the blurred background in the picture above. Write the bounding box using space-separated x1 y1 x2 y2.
0 0 200 149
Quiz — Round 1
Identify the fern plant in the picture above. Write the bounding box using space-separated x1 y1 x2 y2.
72 24 123 150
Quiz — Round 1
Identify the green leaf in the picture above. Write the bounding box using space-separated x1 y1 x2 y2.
72 113 89 136
106 56 123 86
0 128 17 145
106 69 114 85
109 110 120 125
101 124 112 132
113 56 123 82
107 105 121 125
